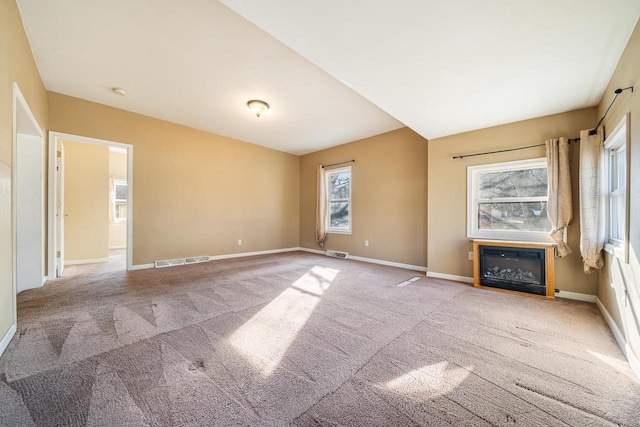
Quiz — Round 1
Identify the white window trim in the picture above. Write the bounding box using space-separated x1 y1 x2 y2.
467 158 553 242
603 114 629 261
112 178 128 223
326 166 352 235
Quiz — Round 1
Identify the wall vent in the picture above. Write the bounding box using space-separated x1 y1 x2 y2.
155 255 210 268
155 258 186 268
326 250 348 259
185 256 209 264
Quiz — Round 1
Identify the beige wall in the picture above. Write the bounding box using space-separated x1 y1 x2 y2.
0 0 48 341
428 108 598 295
109 151 127 249
300 128 428 267
596 18 640 366
3 0 636 369
48 92 300 265
63 140 110 262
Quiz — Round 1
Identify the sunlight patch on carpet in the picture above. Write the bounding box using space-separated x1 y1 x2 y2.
228 266 338 376
384 361 472 399
588 350 637 380
397 276 422 287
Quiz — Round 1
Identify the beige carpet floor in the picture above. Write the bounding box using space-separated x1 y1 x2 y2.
1 251 639 426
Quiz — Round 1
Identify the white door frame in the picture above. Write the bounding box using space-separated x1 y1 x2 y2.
47 132 134 277
55 143 65 277
12 83 45 326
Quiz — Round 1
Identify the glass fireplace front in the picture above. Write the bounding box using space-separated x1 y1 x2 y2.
479 246 546 295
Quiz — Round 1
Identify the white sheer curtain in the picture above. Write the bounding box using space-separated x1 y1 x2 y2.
546 137 572 257
315 165 328 247
579 126 605 273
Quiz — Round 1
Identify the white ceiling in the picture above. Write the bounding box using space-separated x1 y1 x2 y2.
222 0 640 140
16 0 402 155
18 1 640 154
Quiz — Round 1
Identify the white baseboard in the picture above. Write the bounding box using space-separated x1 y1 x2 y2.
424 275 599 303
130 263 154 271
209 247 300 261
130 248 301 271
555 290 596 303
298 247 326 255
109 245 126 249
596 298 640 380
0 323 17 358
347 255 427 272
65 258 109 266
42 276 47 285
131 247 426 274
426 271 474 284
298 247 427 272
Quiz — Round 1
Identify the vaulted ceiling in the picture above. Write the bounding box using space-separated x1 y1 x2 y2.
18 0 640 154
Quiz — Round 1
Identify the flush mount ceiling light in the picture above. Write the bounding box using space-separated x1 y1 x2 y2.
112 87 126 96
247 99 269 117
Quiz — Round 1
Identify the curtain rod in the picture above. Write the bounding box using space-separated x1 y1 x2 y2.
452 87 633 160
321 159 355 168
589 86 633 135
452 138 581 160
452 144 543 160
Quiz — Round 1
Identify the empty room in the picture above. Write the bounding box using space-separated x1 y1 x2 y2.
1 1 640 426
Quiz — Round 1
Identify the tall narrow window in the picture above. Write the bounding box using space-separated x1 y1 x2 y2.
468 158 551 241
326 166 351 234
604 114 628 260
113 179 128 222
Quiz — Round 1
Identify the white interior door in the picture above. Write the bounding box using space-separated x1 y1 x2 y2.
16 133 44 293
56 142 65 277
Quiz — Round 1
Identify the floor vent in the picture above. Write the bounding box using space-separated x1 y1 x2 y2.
155 258 186 268
397 276 422 287
326 250 349 259
185 256 209 264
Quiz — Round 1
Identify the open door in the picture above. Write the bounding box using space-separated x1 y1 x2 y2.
56 141 65 277
48 132 134 275
13 83 45 300
16 133 44 293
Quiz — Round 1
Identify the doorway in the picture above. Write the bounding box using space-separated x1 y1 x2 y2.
12 84 45 306
48 133 133 278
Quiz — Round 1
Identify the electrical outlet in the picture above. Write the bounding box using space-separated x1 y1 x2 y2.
238 239 242 246
468 251 474 261
365 240 369 247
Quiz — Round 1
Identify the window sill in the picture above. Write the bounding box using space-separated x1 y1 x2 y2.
327 230 352 235
604 242 625 260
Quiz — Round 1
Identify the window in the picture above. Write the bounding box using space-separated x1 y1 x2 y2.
113 178 128 222
604 114 628 260
326 166 351 234
468 158 551 241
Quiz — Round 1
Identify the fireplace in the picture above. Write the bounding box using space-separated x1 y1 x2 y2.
479 246 547 296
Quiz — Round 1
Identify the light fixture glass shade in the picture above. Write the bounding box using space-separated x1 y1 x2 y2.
247 99 269 117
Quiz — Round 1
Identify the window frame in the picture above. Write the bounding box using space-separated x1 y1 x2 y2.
325 166 352 235
467 157 552 242
112 178 128 223
603 114 629 261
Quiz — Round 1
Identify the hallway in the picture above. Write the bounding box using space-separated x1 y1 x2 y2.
61 249 126 278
